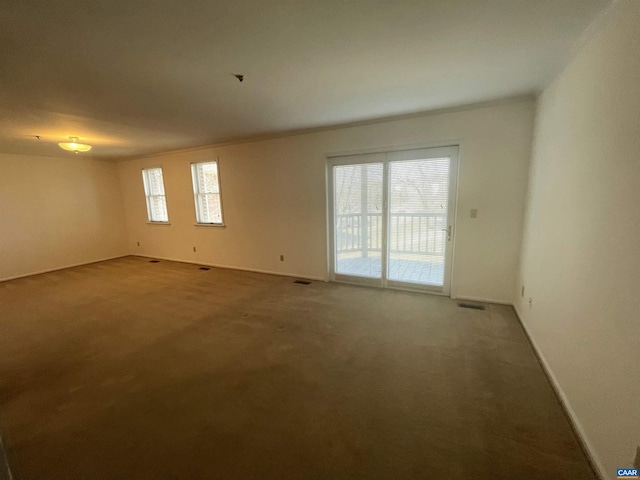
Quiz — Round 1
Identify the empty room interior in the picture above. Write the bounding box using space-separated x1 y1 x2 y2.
1 1 638 479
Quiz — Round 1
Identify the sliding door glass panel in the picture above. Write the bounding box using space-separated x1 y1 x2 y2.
387 158 450 286
334 163 383 278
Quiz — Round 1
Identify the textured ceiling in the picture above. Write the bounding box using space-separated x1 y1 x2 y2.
0 0 611 159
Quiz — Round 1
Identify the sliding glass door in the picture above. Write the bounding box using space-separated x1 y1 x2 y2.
334 160 384 281
328 147 458 294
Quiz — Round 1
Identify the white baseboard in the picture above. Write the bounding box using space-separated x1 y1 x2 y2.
0 254 129 283
132 254 327 282
513 304 608 480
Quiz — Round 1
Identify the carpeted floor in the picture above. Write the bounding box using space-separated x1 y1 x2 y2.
0 256 596 479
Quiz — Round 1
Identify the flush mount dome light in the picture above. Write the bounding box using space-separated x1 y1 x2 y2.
58 137 92 153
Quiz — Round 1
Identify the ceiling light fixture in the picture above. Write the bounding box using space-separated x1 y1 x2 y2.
58 137 92 153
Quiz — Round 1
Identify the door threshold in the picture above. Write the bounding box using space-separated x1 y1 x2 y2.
331 278 448 296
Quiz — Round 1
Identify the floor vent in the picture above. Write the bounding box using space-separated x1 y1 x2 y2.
458 303 485 311
199 267 210 271
149 260 160 263
294 280 311 285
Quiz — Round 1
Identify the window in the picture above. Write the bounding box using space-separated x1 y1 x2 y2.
191 161 224 225
141 167 169 222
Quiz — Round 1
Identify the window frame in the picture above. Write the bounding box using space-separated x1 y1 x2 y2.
191 159 225 226
141 167 170 223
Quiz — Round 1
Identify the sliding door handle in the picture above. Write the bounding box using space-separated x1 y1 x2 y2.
441 225 452 241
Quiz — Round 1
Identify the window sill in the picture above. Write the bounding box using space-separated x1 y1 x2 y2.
194 223 225 228
147 222 171 225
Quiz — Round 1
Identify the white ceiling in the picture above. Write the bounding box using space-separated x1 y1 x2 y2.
0 0 611 160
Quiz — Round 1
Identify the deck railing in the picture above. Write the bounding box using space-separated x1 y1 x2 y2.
335 212 447 257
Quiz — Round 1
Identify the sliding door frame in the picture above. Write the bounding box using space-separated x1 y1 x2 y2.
327 152 386 288
384 146 459 295
327 145 459 296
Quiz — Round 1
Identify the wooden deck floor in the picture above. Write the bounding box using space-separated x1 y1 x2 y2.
336 254 445 285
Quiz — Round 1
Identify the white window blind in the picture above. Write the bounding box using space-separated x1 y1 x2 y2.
334 163 384 278
191 161 223 224
141 167 169 222
387 158 450 285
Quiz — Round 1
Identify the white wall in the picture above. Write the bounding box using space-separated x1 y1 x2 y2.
0 153 128 281
118 99 534 303
516 1 640 478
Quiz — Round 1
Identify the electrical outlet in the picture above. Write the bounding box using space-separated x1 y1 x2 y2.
193 246 196 252
470 209 478 219
280 255 284 262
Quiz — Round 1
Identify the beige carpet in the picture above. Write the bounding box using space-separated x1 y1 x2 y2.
0 256 596 479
